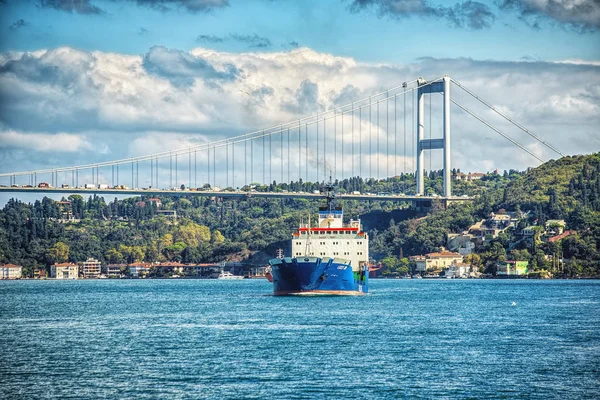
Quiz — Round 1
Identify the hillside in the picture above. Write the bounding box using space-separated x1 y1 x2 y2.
502 153 600 214
1 153 599 278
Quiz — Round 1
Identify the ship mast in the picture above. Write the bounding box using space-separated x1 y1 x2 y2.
305 214 311 256
323 173 336 212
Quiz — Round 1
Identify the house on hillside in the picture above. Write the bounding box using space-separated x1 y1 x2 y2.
447 233 476 255
545 220 566 235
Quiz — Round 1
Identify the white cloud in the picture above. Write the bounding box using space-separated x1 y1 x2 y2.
0 46 599 182
0 129 99 153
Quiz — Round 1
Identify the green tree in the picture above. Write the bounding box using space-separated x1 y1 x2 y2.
46 241 69 264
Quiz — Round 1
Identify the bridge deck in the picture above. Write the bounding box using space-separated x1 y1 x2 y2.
0 187 472 202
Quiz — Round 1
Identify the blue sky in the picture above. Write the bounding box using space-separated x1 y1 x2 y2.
2 0 599 62
0 0 599 203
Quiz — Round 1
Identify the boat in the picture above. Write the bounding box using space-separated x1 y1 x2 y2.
217 271 244 280
268 180 369 296
264 266 273 282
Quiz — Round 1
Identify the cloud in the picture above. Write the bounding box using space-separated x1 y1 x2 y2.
229 34 271 48
9 19 27 30
197 33 272 48
0 45 598 180
37 0 229 14
282 80 325 114
142 45 240 87
38 0 104 14
0 129 96 152
196 34 225 43
347 0 495 29
133 0 229 13
445 1 496 29
499 0 600 32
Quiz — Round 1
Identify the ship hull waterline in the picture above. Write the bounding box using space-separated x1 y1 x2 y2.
269 257 368 296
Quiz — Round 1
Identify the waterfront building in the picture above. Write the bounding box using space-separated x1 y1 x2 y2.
497 260 529 276
82 258 102 279
443 262 472 278
129 262 150 278
0 264 23 279
106 264 126 278
51 262 79 279
413 249 463 272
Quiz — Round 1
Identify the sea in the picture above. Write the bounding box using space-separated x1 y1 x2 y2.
1 279 598 399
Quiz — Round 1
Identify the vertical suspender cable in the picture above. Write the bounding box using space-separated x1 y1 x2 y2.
342 110 344 180
316 113 319 184
369 99 372 179
298 121 301 181
213 146 216 188
377 100 380 179
386 91 389 179
352 103 355 179
305 123 308 184
359 106 362 179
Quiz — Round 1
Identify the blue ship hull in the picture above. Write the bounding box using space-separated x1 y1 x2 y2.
268 257 368 296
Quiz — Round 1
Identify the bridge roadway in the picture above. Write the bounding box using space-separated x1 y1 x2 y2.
0 187 472 203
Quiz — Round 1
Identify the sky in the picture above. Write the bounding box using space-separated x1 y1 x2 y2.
0 0 599 202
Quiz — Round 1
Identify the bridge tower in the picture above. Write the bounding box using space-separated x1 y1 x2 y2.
416 75 451 197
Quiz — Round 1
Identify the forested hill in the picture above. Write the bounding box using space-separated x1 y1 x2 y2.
502 153 600 214
0 152 599 277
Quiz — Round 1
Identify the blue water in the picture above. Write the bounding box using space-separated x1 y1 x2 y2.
1 279 599 399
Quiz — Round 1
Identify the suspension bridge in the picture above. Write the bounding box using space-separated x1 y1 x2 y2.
0 76 563 205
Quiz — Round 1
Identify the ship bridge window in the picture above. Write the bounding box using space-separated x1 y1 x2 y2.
333 231 338 234
347 242 350 245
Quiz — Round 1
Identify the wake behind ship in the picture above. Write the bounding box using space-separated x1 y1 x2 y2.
268 184 369 295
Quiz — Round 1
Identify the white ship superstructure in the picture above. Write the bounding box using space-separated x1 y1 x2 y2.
291 206 369 271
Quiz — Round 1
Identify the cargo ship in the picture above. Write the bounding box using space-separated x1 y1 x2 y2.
268 183 369 295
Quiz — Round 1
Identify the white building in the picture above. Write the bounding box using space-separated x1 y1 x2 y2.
0 264 22 279
444 262 471 278
82 258 102 279
291 206 368 271
51 263 79 279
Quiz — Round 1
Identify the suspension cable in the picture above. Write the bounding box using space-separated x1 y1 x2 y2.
451 78 564 157
450 96 545 163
